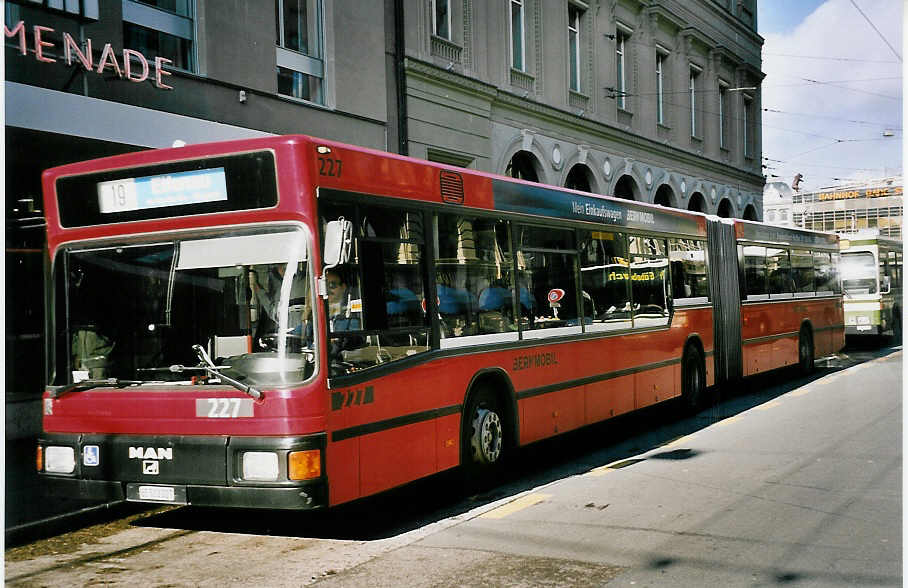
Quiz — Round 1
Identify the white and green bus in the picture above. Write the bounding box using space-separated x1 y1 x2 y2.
840 232 902 340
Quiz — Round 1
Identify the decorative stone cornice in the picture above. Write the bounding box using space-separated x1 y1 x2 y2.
404 58 498 100
646 4 686 32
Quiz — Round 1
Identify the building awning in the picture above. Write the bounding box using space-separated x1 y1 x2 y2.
5 81 274 148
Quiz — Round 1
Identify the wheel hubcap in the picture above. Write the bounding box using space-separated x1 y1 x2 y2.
471 408 502 465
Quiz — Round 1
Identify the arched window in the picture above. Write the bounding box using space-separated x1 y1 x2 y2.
687 192 706 212
653 184 675 207
717 198 733 218
565 164 594 193
505 151 540 182
613 175 639 200
743 204 758 220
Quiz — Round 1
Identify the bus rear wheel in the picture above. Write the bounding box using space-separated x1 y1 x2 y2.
798 327 815 375
681 344 706 412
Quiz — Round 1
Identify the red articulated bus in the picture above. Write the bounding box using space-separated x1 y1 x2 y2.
36 135 844 509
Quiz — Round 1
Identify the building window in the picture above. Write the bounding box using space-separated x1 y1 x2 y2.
689 67 701 137
655 51 666 124
568 4 583 93
122 0 194 71
510 0 525 71
432 0 451 40
615 30 628 109
743 95 753 158
276 0 324 104
718 82 728 149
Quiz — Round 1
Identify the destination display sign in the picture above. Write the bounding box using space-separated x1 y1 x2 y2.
492 179 702 236
735 221 838 249
98 168 228 214
56 151 278 228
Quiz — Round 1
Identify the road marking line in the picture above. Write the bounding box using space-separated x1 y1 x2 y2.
790 389 810 397
754 400 782 411
715 415 742 427
480 492 551 519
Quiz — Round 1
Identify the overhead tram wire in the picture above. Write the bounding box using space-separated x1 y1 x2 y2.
762 52 900 64
848 0 902 62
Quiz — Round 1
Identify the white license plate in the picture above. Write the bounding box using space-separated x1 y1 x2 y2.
138 485 176 502
857 325 872 331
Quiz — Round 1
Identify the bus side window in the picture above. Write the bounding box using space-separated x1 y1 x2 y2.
669 239 709 302
791 250 815 295
741 245 768 300
629 236 670 327
434 215 514 338
767 248 792 297
813 251 836 294
321 202 431 375
516 225 579 333
578 230 632 332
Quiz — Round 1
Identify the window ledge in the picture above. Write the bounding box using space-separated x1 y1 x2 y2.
510 68 535 92
617 108 633 127
431 35 463 63
569 90 589 110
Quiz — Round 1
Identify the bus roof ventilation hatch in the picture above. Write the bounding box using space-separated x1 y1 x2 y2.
440 170 465 204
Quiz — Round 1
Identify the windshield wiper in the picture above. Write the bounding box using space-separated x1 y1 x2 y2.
169 344 263 400
50 378 145 399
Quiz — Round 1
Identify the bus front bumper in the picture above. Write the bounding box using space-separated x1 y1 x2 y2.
40 476 327 510
37 433 328 510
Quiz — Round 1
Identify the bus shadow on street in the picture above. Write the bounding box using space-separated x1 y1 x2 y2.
133 347 895 542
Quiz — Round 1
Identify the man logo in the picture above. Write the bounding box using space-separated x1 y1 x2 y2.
128 447 173 460
143 461 160 475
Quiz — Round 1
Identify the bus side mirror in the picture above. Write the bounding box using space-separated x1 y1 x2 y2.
323 218 352 269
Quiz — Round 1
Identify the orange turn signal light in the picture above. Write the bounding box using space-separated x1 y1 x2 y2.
36 446 43 472
288 449 321 480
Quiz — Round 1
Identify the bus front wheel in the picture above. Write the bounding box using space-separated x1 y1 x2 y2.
462 387 505 472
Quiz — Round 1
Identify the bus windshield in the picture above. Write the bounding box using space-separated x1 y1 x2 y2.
59 228 315 388
840 251 877 295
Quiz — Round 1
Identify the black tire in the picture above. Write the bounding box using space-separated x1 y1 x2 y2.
798 327 815 375
681 344 706 412
890 310 902 345
461 386 506 478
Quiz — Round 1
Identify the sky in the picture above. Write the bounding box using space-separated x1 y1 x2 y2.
757 0 902 190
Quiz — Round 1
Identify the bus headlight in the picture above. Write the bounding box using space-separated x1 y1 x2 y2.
242 452 279 481
44 446 76 474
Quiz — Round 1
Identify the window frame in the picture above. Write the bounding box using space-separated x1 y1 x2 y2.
509 0 525 72
275 0 326 105
718 80 729 149
743 94 754 158
655 50 667 125
689 65 702 138
122 0 195 72
568 4 583 93
432 0 452 41
616 30 627 110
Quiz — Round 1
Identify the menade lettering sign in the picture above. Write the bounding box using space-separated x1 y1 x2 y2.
5 20 173 89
